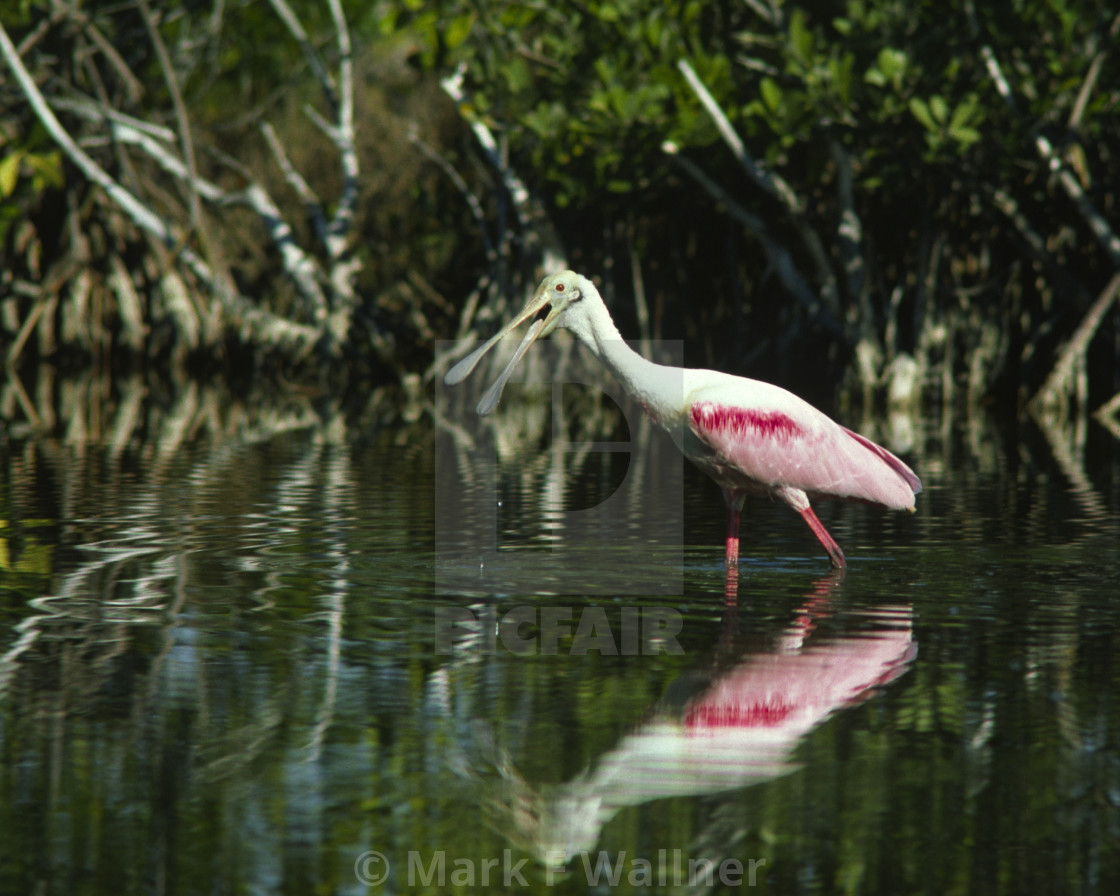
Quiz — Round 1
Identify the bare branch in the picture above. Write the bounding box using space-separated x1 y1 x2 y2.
965 0 1120 269
1068 12 1120 131
829 139 866 306
441 64 530 231
49 95 176 141
91 110 332 327
325 0 359 265
260 120 331 248
137 0 203 232
1034 133 1120 267
63 4 145 104
441 63 568 277
5 297 50 366
662 142 845 337
108 253 147 350
1 21 187 259
410 126 494 264
676 58 798 210
237 184 331 326
1031 272 1120 420
260 0 360 345
2 20 323 353
676 59 844 326
266 0 337 110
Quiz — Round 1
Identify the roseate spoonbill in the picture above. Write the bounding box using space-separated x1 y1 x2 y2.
445 271 921 569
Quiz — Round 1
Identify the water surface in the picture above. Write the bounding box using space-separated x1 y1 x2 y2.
1 404 1118 895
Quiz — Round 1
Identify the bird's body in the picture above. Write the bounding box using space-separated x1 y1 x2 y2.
445 271 920 570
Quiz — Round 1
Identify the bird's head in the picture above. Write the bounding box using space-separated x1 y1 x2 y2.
530 269 593 337
444 270 597 415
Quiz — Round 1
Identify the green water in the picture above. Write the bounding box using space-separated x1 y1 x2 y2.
1 408 1118 895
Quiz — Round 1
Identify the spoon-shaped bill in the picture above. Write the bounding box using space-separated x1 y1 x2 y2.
445 329 507 386
444 293 551 386
476 319 546 415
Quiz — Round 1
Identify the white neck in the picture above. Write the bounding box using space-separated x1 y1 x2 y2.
568 279 685 425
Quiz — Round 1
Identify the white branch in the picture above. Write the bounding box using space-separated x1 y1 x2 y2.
663 142 845 336
677 59 844 326
441 63 567 273
966 1 1120 269
830 139 867 311
441 64 531 231
78 104 331 325
677 59 800 211
326 0 359 266
1 22 183 254
1032 272 1120 417
263 0 360 344
1 20 323 353
260 120 331 248
266 0 337 107
410 126 494 263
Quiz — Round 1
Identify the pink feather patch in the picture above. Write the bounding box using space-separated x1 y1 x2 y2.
684 698 795 730
691 403 802 440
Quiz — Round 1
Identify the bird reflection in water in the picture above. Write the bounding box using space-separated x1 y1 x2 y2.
467 575 916 869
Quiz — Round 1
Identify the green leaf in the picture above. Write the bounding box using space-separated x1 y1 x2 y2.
909 97 936 132
832 52 854 107
522 102 564 138
949 94 979 132
0 151 22 197
877 48 907 84
25 151 64 190
443 14 476 51
929 94 949 124
502 57 531 92
595 2 622 23
760 77 783 114
788 9 813 62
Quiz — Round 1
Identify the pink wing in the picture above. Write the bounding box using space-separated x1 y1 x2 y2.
841 427 922 496
688 399 920 509
684 618 915 732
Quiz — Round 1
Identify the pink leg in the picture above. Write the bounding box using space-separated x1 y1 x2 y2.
798 506 846 570
725 505 740 569
724 562 739 605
